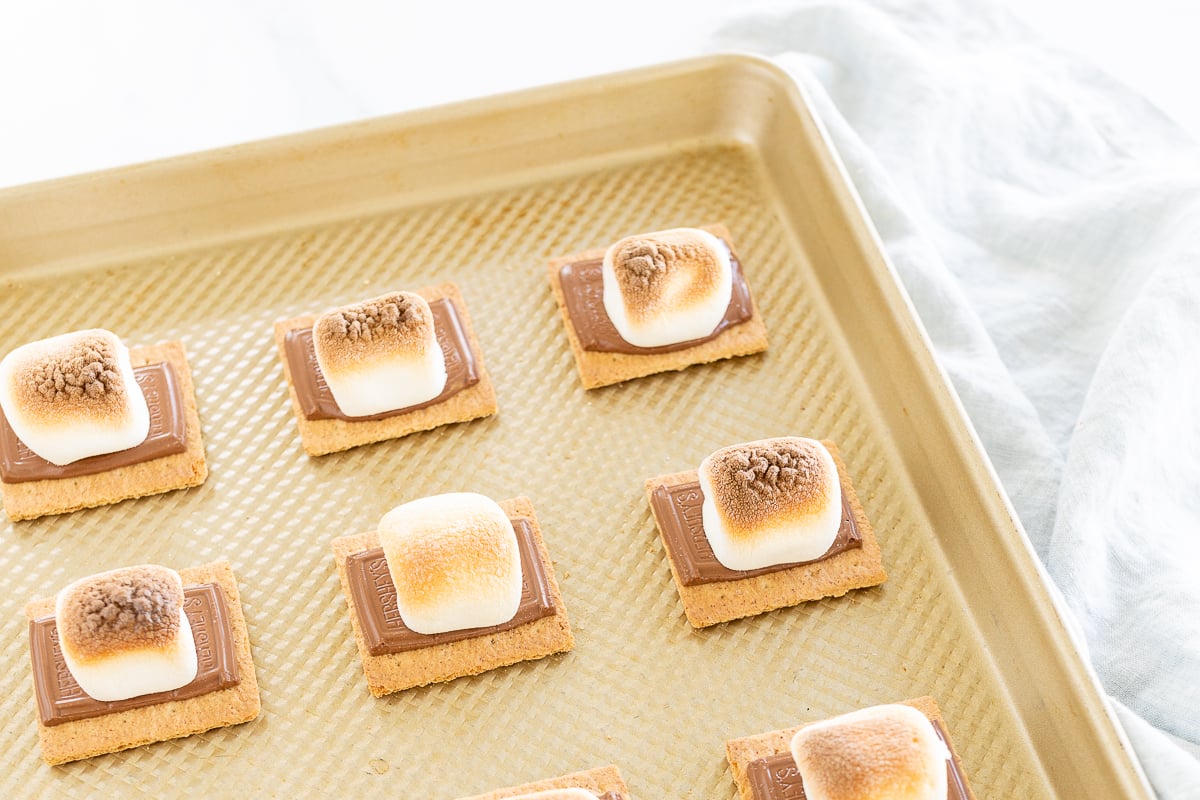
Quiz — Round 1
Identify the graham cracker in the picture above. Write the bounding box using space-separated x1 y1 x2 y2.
644 441 886 628
273 282 498 456
331 496 574 697
546 223 769 389
1 340 208 522
724 696 977 800
457 765 631 800
25 559 261 766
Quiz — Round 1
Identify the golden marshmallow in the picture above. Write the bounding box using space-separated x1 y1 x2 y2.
601 228 733 348
698 437 842 571
0 329 150 465
789 704 950 800
379 492 522 635
55 565 198 702
312 291 447 417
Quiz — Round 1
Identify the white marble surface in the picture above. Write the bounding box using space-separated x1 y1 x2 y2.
0 1 1195 188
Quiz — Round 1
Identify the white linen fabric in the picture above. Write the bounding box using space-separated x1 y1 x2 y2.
711 2 1200 796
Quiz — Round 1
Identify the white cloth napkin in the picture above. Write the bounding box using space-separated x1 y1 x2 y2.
711 1 1200 796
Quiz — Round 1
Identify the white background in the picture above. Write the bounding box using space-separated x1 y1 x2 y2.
0 0 1195 189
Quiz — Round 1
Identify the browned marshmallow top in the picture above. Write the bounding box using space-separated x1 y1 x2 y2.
609 230 725 323
7 330 130 424
388 514 513 609
702 437 834 539
312 291 435 371
57 565 184 663
792 713 937 800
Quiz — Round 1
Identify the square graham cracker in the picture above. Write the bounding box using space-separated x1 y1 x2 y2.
724 696 977 800
25 559 261 766
457 765 631 800
1 340 208 522
331 496 574 697
644 441 886 628
546 223 769 389
273 281 498 457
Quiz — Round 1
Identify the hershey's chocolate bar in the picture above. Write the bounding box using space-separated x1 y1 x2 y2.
284 297 479 421
649 479 862 586
346 517 556 656
558 246 753 354
29 583 240 726
0 362 187 483
744 720 970 800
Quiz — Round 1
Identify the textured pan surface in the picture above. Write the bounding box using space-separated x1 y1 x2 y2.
0 56 1146 798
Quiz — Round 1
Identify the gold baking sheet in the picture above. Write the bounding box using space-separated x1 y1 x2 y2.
0 56 1150 798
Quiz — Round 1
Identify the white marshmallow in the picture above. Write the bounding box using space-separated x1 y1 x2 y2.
509 791 598 800
55 565 198 702
601 227 733 348
379 492 522 635
790 704 951 800
312 291 447 417
698 437 842 571
0 329 150 466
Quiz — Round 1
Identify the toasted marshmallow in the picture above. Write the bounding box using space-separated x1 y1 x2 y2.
601 227 733 348
0 329 150 466
789 704 951 800
379 492 522 635
55 565 198 702
509 791 598 800
312 291 447 417
698 437 841 571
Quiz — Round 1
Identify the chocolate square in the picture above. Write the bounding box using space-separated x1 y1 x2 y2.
345 517 556 656
0 362 187 484
29 583 240 726
283 297 479 421
647 479 862 586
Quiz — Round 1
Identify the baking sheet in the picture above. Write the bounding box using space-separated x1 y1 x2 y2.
0 56 1149 798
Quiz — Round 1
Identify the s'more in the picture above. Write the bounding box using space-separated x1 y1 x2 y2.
547 225 768 388
332 492 573 696
0 329 207 521
725 697 976 800
645 436 886 627
25 560 259 764
274 283 497 456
